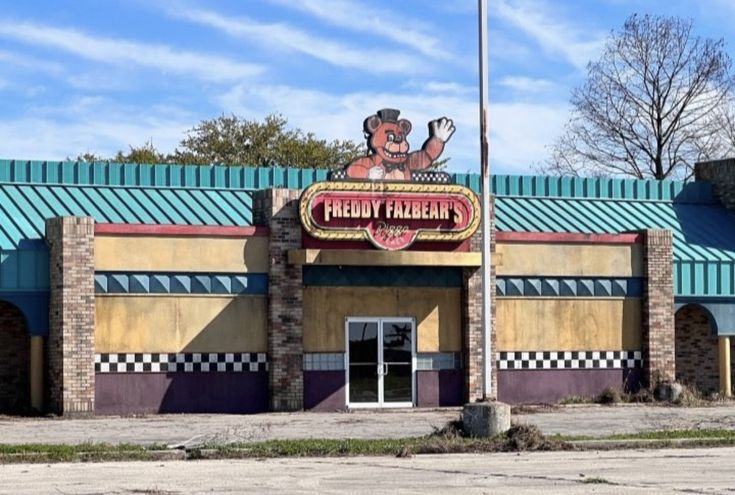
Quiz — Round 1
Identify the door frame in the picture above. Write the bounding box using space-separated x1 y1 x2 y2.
344 316 416 409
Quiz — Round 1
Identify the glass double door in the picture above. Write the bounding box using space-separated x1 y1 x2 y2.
346 317 415 408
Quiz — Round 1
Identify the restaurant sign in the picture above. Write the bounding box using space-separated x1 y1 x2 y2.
299 181 480 250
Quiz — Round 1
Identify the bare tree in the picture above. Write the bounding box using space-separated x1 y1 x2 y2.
702 98 735 158
542 15 734 180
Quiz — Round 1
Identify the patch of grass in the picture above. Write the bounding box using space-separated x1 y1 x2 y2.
0 422 573 464
550 428 735 444
603 428 735 441
147 422 576 460
3 426 735 464
206 438 422 458
0 443 156 463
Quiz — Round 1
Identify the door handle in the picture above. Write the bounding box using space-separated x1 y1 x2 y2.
382 363 389 376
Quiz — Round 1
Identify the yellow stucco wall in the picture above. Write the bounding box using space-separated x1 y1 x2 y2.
94 235 269 272
496 298 642 351
95 296 267 353
496 242 642 277
303 287 461 353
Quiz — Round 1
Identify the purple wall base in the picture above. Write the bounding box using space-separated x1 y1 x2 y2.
416 370 463 407
95 372 268 415
304 371 346 411
304 370 463 410
498 368 642 404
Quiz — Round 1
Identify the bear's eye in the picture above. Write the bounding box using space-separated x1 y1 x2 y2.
387 133 395 142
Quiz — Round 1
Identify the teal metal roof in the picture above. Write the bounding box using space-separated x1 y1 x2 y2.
0 160 733 297
0 183 255 249
0 160 709 199
494 196 735 297
0 160 332 190
495 196 735 261
490 174 715 203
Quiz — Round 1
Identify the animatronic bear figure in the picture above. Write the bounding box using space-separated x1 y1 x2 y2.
343 108 455 181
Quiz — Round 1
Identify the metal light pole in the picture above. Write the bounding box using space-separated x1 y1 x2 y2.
478 0 492 400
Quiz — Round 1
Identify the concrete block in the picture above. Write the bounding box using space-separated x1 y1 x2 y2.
462 401 511 437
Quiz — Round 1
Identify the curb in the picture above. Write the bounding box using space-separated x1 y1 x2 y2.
571 437 735 450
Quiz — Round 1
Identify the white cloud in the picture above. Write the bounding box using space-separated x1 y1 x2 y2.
0 49 64 75
488 30 534 63
216 83 567 174
165 7 424 75
401 80 476 96
0 83 567 174
431 1 478 15
0 97 193 160
498 76 557 94
216 83 476 168
494 0 605 71
267 0 453 60
488 101 569 172
0 20 264 83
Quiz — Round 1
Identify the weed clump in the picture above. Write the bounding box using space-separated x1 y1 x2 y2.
430 420 465 439
556 381 717 407
627 388 654 403
597 387 622 404
501 424 572 452
671 384 702 406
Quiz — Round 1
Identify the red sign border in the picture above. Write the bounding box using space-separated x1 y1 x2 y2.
299 181 481 250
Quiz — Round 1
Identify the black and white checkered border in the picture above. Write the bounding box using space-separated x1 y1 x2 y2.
328 169 451 183
95 353 267 373
410 171 451 183
497 351 642 370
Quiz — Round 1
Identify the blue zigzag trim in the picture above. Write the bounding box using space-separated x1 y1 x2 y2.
496 277 642 297
94 272 268 295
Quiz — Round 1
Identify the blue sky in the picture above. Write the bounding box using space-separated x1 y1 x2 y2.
0 0 734 174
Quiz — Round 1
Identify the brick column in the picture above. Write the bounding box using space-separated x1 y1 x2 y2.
462 195 496 402
642 229 675 386
254 188 303 411
45 217 95 417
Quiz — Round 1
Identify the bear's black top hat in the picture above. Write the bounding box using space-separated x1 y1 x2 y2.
377 108 401 122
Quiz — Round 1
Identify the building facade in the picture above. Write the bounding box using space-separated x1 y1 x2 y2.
0 159 734 416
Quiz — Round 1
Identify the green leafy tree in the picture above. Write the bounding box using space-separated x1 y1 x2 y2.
84 114 364 169
77 114 456 171
75 152 105 162
114 140 165 164
173 114 363 168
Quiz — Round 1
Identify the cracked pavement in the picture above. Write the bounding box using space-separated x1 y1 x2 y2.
1 405 734 446
2 448 735 494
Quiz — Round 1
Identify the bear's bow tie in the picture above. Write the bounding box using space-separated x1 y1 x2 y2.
382 161 406 173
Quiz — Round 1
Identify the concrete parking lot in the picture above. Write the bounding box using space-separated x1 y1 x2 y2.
2 447 734 494
0 404 734 446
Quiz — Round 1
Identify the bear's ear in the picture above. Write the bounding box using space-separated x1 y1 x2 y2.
364 115 382 134
398 119 412 135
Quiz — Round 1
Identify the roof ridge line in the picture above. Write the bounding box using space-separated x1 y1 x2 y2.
0 180 259 193
495 193 715 205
